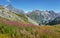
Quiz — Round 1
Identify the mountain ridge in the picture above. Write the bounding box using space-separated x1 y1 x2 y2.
26 10 60 25
0 4 60 25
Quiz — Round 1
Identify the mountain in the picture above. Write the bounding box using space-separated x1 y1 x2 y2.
47 16 60 25
26 10 58 25
46 13 60 25
6 4 24 14
0 4 60 25
0 5 24 22
0 5 39 25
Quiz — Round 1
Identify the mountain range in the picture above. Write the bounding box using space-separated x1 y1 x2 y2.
27 10 60 25
0 4 60 26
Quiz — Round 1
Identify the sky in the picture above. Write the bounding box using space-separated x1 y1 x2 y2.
0 0 60 13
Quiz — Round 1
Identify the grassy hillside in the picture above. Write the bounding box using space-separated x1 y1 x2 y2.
14 13 28 23
0 18 60 38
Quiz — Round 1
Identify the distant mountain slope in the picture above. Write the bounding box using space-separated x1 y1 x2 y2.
47 15 60 25
26 10 58 25
5 4 24 14
26 16 39 25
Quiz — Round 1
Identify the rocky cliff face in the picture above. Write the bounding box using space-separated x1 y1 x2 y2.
26 10 58 25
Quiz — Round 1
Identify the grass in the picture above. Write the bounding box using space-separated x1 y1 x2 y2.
14 13 29 23
0 21 60 38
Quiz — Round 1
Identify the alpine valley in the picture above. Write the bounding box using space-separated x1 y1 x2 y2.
0 4 60 38
0 4 60 25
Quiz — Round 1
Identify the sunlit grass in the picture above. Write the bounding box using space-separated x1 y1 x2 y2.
0 21 60 38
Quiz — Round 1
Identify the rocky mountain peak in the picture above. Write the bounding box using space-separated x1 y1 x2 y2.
6 4 14 9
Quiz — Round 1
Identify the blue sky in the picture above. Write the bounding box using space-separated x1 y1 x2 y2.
0 0 60 12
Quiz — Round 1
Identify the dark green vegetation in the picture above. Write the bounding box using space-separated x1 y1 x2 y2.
47 17 60 25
